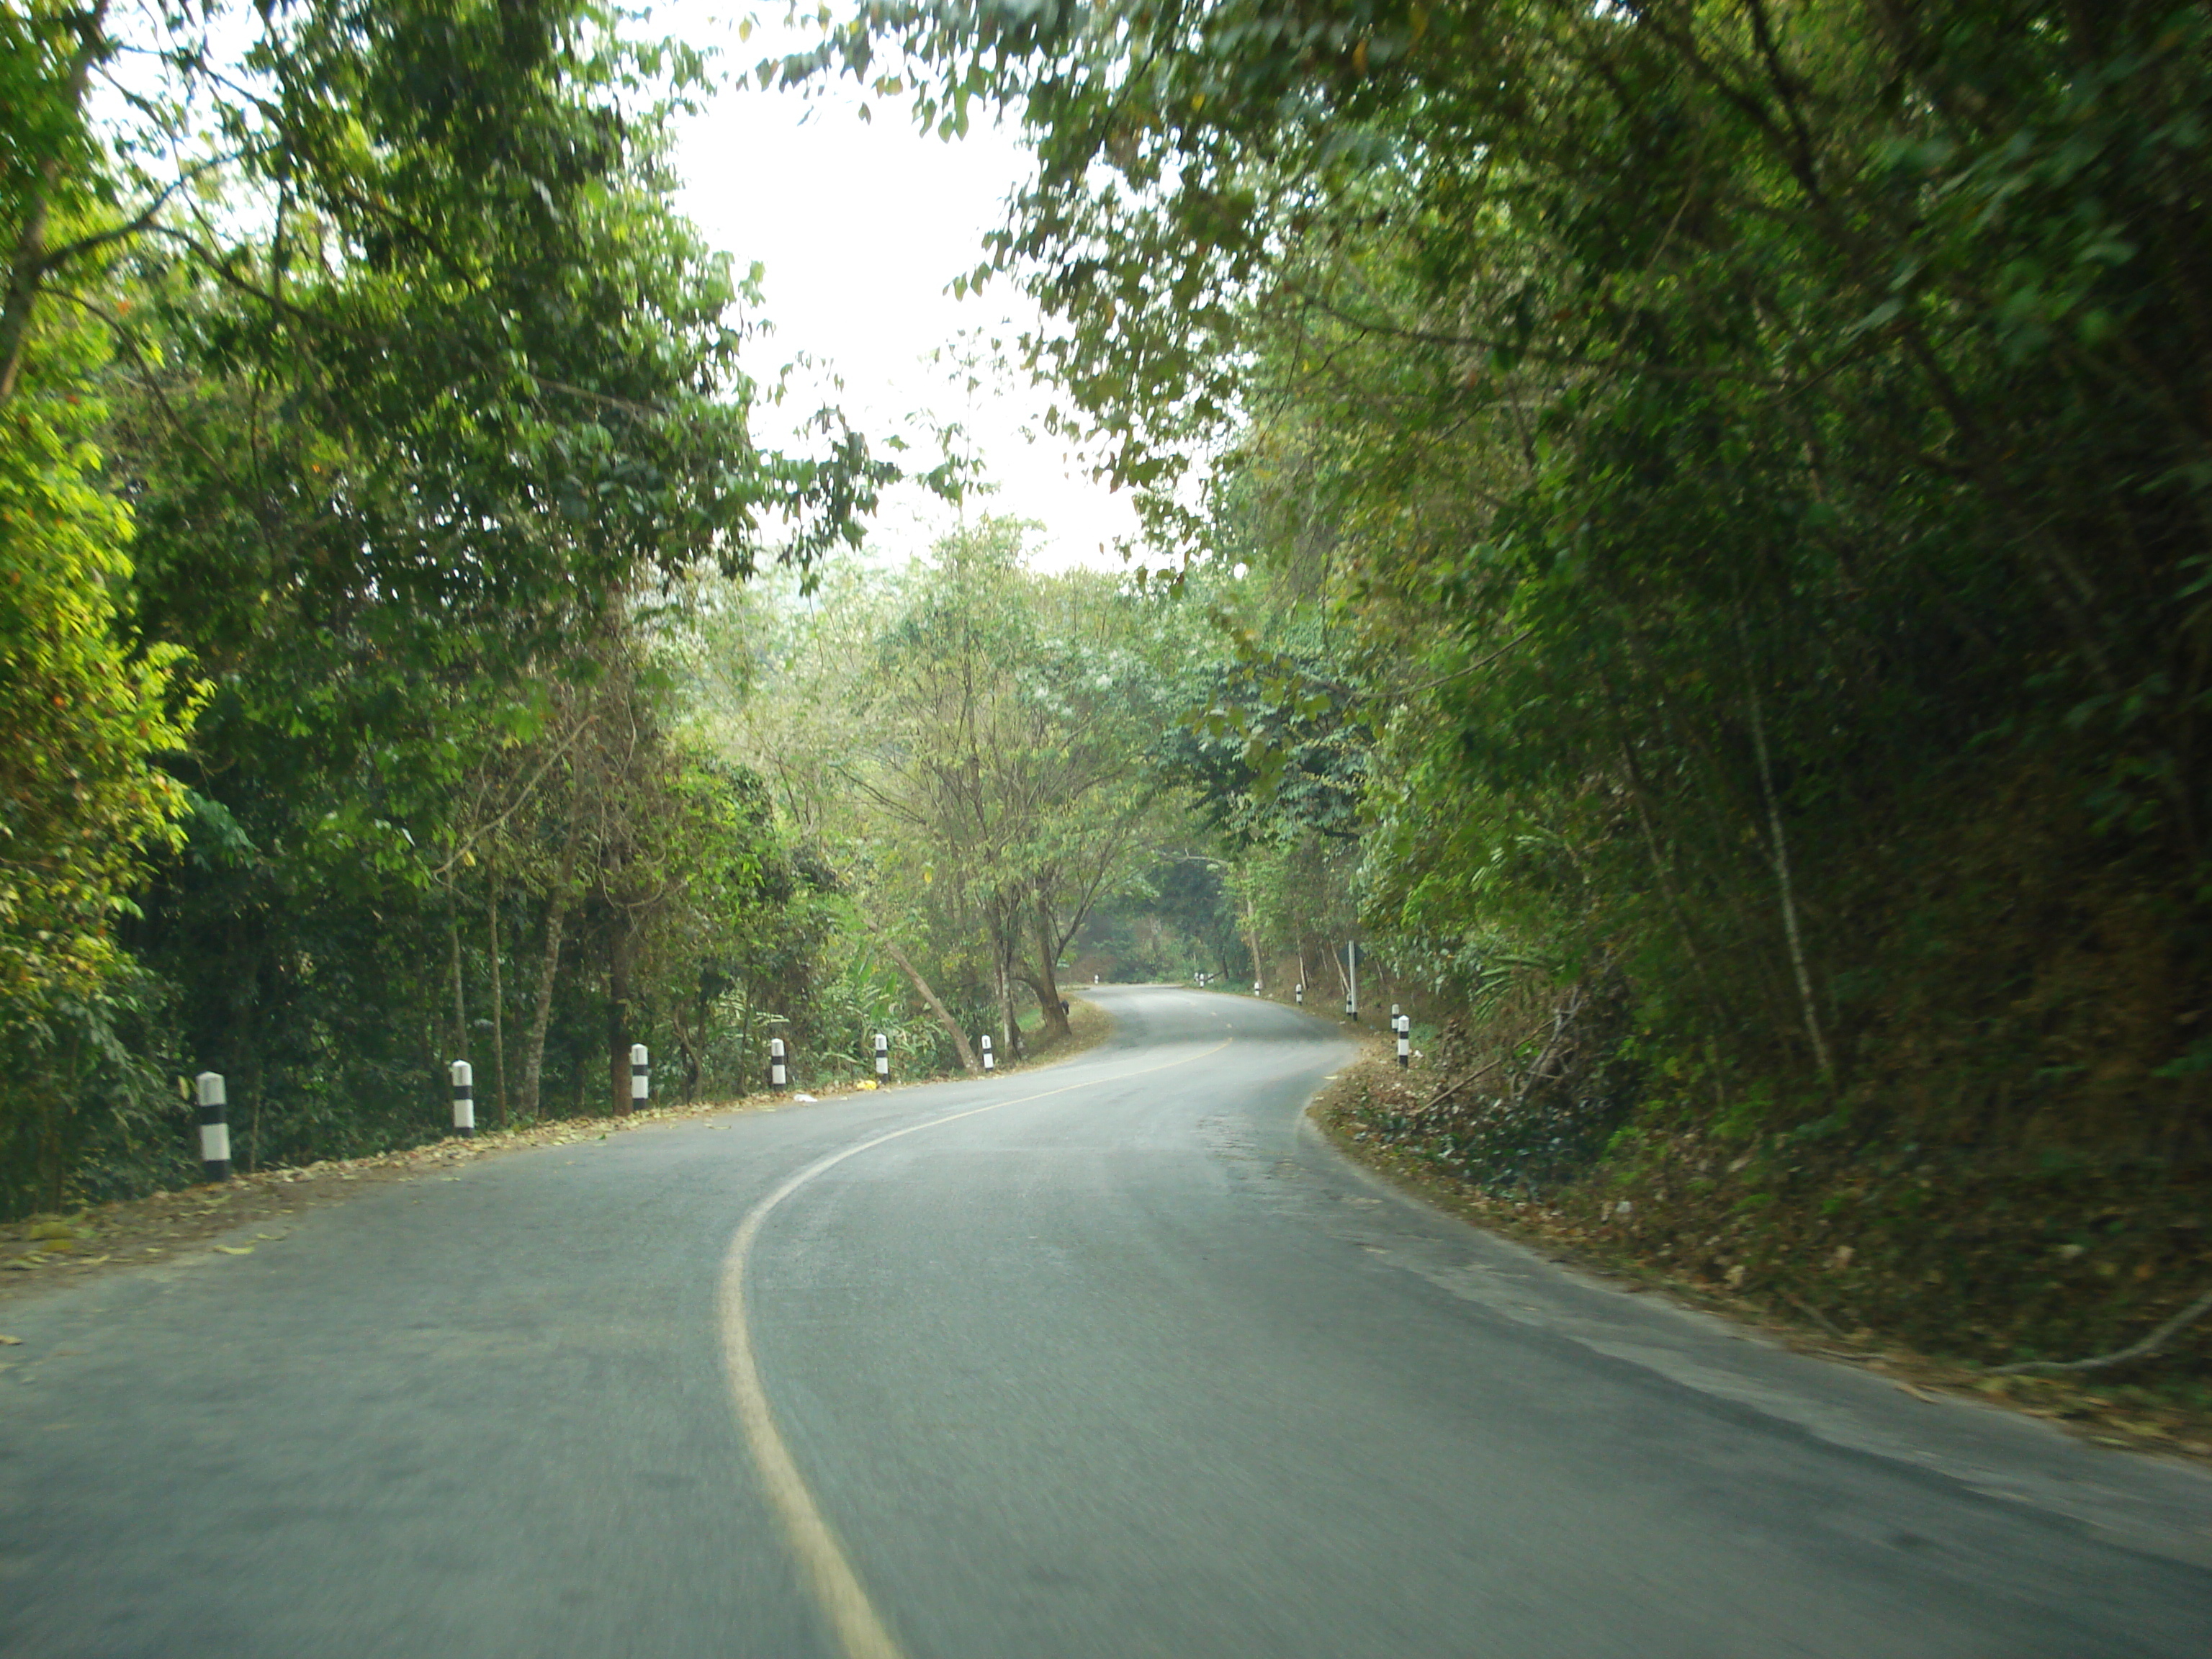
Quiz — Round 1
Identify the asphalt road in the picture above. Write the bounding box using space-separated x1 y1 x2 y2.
3 986 2208 1658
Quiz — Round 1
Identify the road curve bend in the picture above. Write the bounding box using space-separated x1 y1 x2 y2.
1 985 2207 1658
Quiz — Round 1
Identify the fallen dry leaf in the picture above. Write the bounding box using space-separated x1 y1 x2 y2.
212 1245 254 1256
0 1334 21 1345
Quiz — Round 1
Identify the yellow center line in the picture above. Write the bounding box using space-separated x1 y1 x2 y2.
716 1039 1234 1659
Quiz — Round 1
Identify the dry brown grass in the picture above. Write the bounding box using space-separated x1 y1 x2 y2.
1312 1046 2212 1467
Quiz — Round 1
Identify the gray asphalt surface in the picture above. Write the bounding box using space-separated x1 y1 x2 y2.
2 986 2208 1658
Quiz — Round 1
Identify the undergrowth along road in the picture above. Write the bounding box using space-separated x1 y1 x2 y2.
0 999 1113 1316
1311 1040 2212 1466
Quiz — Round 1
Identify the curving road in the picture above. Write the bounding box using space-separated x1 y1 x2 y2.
2 986 2208 1658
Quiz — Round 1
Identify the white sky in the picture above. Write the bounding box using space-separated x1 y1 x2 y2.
660 5 1141 570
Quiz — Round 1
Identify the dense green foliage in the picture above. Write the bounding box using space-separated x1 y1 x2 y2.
0 0 896 1213
707 518 1189 1064
786 0 2212 1370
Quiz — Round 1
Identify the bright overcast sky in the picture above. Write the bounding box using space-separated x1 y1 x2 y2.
659 5 1141 570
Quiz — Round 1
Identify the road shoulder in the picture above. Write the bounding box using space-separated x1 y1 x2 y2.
1306 1046 2212 1470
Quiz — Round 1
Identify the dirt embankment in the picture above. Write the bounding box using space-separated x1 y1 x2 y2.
1313 1044 2212 1466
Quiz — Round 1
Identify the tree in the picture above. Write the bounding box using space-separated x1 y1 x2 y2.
851 520 1171 1045
0 1 905 1210
701 522 1187 1056
0 318 195 1024
783 1 2212 1169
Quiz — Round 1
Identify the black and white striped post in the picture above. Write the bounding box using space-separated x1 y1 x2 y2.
873 1033 889 1082
630 1043 649 1110
1295 982 1304 1007
769 1038 788 1090
196 1071 232 1182
449 1060 475 1137
980 1034 994 1072
1395 1013 1411 1069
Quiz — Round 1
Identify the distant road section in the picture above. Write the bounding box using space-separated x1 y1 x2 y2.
3 986 2208 1658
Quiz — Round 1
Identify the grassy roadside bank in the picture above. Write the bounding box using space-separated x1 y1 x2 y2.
0 998 1114 1316
1311 1043 2212 1467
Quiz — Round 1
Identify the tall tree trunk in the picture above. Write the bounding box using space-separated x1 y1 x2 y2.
447 906 467 1061
0 3 108 407
678 986 707 1099
1243 888 1263 992
1032 892 1071 1040
879 935 979 1074
607 905 632 1115
517 800 586 1120
486 861 508 1127
1737 611 1834 1084
995 940 1022 1060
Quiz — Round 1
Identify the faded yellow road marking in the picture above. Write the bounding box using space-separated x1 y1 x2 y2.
717 1040 1232 1659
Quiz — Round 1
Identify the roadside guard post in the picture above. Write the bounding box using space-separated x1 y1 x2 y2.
1295 982 1303 1007
981 1034 995 1072
449 1059 475 1137
770 1038 788 1090
630 1043 649 1109
874 1033 889 1081
1396 1015 1411 1069
196 1071 232 1182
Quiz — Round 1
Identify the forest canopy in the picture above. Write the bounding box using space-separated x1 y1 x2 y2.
750 0 2212 1370
0 0 898 1210
5 0 2208 1381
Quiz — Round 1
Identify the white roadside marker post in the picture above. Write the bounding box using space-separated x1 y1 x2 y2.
449 1059 475 1137
770 1038 788 1091
981 1034 994 1072
874 1033 889 1082
630 1043 649 1110
1396 1015 1411 1069
196 1071 232 1182
1295 982 1303 1007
